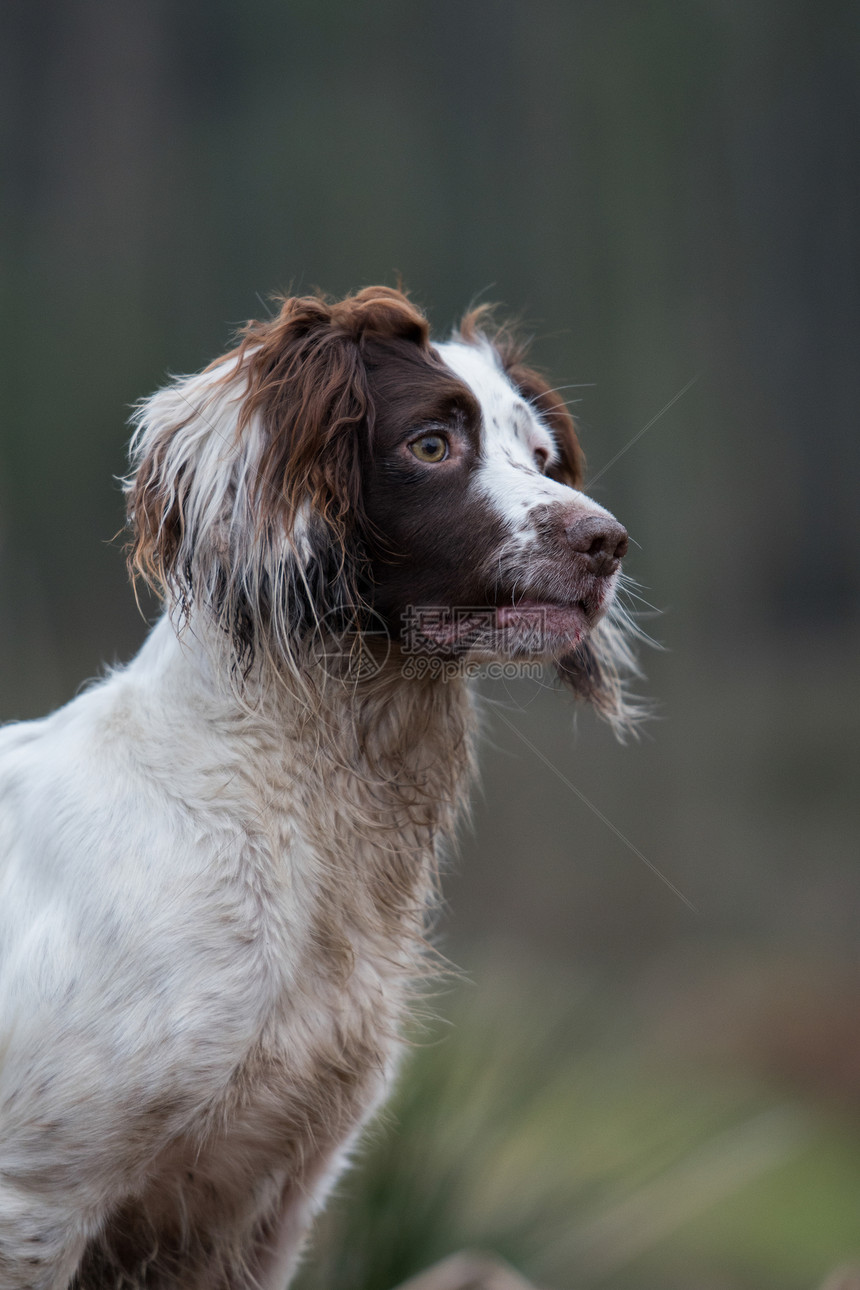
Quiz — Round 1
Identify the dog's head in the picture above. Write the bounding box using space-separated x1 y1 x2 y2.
127 287 639 727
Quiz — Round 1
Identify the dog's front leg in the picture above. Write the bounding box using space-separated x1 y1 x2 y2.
0 1007 251 1289
0 1183 92 1290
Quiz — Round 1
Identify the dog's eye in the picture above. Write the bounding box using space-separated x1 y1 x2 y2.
533 447 550 473
409 434 449 463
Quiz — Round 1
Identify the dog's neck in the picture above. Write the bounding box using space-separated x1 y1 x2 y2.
133 613 475 768
128 613 477 959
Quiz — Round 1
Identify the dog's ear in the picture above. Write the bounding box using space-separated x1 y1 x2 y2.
126 362 239 616
458 306 585 490
238 287 430 543
127 287 430 669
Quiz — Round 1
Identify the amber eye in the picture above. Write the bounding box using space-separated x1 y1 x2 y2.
409 434 449 463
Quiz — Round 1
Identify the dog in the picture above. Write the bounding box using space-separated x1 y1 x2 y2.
0 287 636 1288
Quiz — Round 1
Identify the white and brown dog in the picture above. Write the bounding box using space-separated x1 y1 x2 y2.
0 288 636 1288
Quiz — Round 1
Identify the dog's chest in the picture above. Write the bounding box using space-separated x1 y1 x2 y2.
206 793 433 1166
192 682 475 1169
216 971 399 1181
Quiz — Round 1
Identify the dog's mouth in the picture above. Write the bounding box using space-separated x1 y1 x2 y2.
497 598 591 644
404 588 609 659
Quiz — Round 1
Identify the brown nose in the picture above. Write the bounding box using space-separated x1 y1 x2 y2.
565 514 629 577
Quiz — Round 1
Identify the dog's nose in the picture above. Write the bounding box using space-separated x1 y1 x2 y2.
565 514 628 577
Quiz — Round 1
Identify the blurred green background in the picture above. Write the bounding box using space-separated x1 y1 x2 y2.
2 2 859 1286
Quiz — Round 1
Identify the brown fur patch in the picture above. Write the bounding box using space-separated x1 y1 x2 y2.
231 287 432 541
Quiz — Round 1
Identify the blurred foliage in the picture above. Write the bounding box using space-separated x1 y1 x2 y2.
296 961 860 1290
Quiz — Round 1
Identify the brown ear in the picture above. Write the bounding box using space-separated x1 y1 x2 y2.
236 287 432 540
459 306 585 490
